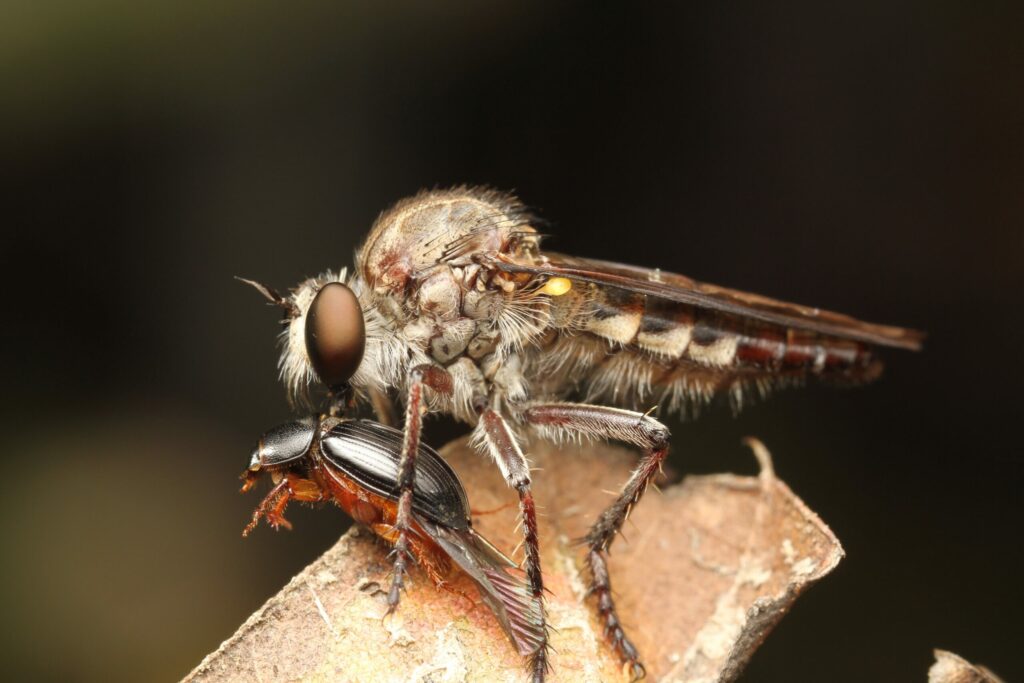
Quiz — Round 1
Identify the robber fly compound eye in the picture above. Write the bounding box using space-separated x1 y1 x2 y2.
304 282 366 388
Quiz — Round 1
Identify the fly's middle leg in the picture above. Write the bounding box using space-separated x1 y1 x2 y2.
387 364 453 615
523 402 670 680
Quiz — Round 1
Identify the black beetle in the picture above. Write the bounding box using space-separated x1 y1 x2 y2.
241 414 547 663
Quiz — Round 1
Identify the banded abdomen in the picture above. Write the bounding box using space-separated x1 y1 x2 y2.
536 284 882 414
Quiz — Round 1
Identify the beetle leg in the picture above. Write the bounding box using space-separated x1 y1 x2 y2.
284 473 325 503
265 484 295 530
523 402 670 680
243 478 290 537
242 473 323 537
474 408 550 682
387 364 454 615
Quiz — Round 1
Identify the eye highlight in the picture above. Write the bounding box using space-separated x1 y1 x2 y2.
304 282 366 388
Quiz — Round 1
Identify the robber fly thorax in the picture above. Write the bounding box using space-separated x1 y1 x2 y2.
244 186 923 681
274 189 568 425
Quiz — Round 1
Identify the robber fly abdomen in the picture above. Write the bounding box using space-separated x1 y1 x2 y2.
535 283 883 414
243 186 923 681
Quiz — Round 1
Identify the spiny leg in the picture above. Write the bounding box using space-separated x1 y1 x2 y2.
242 473 323 536
475 408 549 682
243 478 290 536
388 364 453 615
523 402 670 680
374 521 478 611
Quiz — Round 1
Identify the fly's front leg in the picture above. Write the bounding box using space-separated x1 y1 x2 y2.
387 364 453 615
474 408 550 682
523 403 670 680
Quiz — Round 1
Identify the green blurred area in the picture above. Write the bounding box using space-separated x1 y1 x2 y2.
1 1 535 144
1 2 1022 682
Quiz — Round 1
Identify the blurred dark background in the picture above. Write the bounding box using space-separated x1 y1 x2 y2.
2 2 1021 681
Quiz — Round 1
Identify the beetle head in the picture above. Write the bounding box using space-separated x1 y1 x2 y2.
241 416 319 492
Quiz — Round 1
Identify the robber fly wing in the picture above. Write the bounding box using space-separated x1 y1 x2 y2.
484 250 925 350
419 520 547 658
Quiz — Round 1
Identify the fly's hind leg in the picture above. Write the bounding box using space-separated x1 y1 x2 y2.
387 364 454 615
523 402 670 680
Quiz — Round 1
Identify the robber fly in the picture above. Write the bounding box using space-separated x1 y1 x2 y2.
242 415 546 659
243 186 923 681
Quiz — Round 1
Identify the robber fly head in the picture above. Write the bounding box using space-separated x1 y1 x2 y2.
239 270 390 407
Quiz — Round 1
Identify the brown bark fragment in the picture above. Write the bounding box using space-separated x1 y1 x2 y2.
929 650 1006 683
185 436 843 682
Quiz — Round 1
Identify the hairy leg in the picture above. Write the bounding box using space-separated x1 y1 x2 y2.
474 408 550 682
242 473 323 537
523 402 670 680
376 522 479 611
388 364 453 614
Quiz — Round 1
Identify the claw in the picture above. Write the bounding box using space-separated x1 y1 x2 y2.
626 660 647 681
381 605 404 632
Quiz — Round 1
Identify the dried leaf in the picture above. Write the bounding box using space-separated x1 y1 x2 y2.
185 436 843 682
